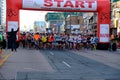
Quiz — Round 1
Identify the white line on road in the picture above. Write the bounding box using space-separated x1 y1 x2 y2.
50 52 54 55
62 61 71 68
24 68 39 71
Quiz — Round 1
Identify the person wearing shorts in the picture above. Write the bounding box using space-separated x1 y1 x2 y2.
48 34 55 49
41 34 47 49
68 34 74 49
55 34 61 49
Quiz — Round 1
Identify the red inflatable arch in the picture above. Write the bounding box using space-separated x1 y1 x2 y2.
6 0 110 49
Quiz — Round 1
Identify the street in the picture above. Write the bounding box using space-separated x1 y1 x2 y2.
0 0 120 80
0 48 120 80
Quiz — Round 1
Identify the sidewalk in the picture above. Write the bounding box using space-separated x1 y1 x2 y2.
0 49 13 67
0 48 54 79
71 49 120 70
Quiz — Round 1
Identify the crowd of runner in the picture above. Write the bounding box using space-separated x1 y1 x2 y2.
19 32 99 50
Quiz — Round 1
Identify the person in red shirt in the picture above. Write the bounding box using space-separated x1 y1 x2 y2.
21 33 26 48
48 33 55 49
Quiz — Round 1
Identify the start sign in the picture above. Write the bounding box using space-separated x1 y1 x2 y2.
6 0 110 45
23 0 97 11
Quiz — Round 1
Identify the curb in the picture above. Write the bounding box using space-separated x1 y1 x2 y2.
0 52 13 67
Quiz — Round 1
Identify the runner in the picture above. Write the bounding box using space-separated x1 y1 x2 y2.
48 33 55 49
55 33 61 49
26 32 32 49
90 35 98 50
73 34 77 49
81 35 87 49
61 34 66 49
21 32 26 48
68 34 74 49
76 35 82 50
52 34 58 49
33 32 40 49
41 33 47 49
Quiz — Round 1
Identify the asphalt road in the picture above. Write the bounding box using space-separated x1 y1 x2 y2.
0 48 54 80
36 50 120 80
0 48 120 80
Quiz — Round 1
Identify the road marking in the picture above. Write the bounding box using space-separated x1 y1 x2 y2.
0 52 13 67
50 52 54 55
24 68 39 71
62 61 71 68
24 68 33 69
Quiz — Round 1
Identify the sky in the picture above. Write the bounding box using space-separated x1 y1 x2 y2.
20 10 48 31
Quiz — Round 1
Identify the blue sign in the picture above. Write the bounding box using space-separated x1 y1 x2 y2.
56 22 62 27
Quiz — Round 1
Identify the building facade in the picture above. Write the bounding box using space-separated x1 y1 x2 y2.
111 0 120 36
0 0 6 32
45 12 64 33
82 12 97 36
65 12 83 34
65 15 83 34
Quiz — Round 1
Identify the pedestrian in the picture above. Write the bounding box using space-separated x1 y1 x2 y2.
33 32 40 49
117 32 120 48
0 33 3 59
0 33 3 45
7 28 19 51
21 33 26 48
48 33 55 49
41 33 47 49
